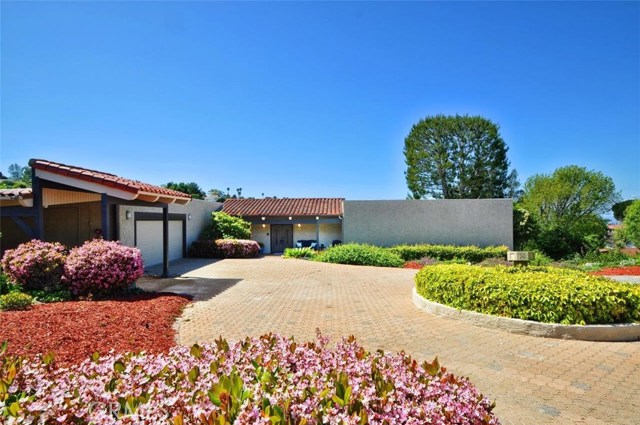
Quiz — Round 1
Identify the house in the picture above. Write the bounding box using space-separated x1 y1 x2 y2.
222 198 344 253
0 159 222 275
222 198 514 253
1 158 514 268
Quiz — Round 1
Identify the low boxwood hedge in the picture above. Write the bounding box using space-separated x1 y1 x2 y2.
415 264 640 325
315 243 404 268
389 244 508 263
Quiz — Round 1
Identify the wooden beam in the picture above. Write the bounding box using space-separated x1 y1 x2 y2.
32 174 44 239
101 194 110 241
10 216 36 239
162 206 169 278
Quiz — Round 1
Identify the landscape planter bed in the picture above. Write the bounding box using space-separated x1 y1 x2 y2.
0 293 191 366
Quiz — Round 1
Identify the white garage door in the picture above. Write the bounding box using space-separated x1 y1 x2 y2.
136 220 184 267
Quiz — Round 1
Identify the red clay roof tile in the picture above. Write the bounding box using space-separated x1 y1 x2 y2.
223 198 343 217
29 159 191 200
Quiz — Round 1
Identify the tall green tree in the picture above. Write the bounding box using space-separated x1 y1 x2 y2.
0 163 31 188
612 199 635 222
163 182 206 200
518 165 620 258
404 114 518 199
620 200 640 247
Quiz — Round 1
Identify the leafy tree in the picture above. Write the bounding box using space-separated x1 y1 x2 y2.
404 114 519 199
621 200 640 247
513 206 539 250
612 199 635 222
0 163 31 188
518 165 620 258
200 212 251 240
163 182 206 200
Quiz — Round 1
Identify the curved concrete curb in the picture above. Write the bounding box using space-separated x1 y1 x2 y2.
412 288 640 342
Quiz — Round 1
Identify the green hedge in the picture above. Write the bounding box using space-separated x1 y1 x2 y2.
415 264 640 325
388 244 508 263
315 244 404 268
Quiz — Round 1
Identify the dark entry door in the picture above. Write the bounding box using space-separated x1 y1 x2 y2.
271 224 293 253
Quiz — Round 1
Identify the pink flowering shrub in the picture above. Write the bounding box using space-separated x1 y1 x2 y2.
63 240 144 296
0 240 67 290
2 333 499 424
215 239 260 258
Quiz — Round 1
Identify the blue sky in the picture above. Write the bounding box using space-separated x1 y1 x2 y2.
2 1 639 202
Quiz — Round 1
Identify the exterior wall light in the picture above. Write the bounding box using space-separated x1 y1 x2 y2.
297 223 301 228
188 214 192 221
262 224 266 228
316 216 320 220
288 216 292 220
125 210 132 220
261 216 265 221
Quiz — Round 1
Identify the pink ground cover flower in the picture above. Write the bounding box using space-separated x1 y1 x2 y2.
2 333 499 424
62 239 144 296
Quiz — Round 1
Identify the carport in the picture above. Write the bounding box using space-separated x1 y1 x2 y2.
0 159 192 277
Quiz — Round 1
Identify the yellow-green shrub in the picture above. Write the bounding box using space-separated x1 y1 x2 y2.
389 244 508 263
415 265 640 325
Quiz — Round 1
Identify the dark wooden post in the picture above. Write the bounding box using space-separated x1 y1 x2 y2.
101 194 110 241
32 174 44 240
162 205 169 278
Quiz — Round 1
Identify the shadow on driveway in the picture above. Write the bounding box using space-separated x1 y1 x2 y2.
137 276 242 302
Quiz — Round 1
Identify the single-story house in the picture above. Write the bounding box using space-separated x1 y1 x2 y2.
222 198 344 254
0 159 222 276
1 158 514 270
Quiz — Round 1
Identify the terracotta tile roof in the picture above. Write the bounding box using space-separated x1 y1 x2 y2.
29 159 191 200
0 188 33 199
223 198 344 217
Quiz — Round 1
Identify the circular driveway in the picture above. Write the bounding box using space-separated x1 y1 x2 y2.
140 256 640 424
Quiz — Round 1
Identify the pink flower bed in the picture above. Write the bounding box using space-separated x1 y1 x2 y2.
63 240 144 296
3 333 499 424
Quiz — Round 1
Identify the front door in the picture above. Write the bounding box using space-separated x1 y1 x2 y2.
271 224 293 253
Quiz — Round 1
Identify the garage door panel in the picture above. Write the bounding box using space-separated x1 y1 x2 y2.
136 221 183 267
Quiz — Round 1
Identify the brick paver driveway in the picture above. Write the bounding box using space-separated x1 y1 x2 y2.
140 256 640 424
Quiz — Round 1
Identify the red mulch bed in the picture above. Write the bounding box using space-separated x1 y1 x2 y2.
0 293 191 366
403 261 424 269
591 266 640 276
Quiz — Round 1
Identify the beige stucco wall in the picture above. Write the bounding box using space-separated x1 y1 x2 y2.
251 224 271 253
118 199 222 250
343 199 513 248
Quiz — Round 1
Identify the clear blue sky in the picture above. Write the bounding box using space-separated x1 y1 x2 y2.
2 1 639 201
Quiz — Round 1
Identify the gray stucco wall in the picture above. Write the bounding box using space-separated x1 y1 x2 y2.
118 199 222 250
343 199 513 248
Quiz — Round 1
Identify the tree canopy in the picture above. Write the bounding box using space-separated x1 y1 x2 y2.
612 199 635 222
404 114 519 199
620 200 640 247
163 182 206 200
518 165 620 258
0 163 31 189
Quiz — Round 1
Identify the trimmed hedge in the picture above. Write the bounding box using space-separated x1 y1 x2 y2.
389 244 509 263
215 239 260 258
315 244 404 268
415 264 640 325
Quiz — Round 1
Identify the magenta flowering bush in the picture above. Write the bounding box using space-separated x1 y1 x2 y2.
215 239 260 258
2 333 499 424
0 240 67 290
63 239 144 296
